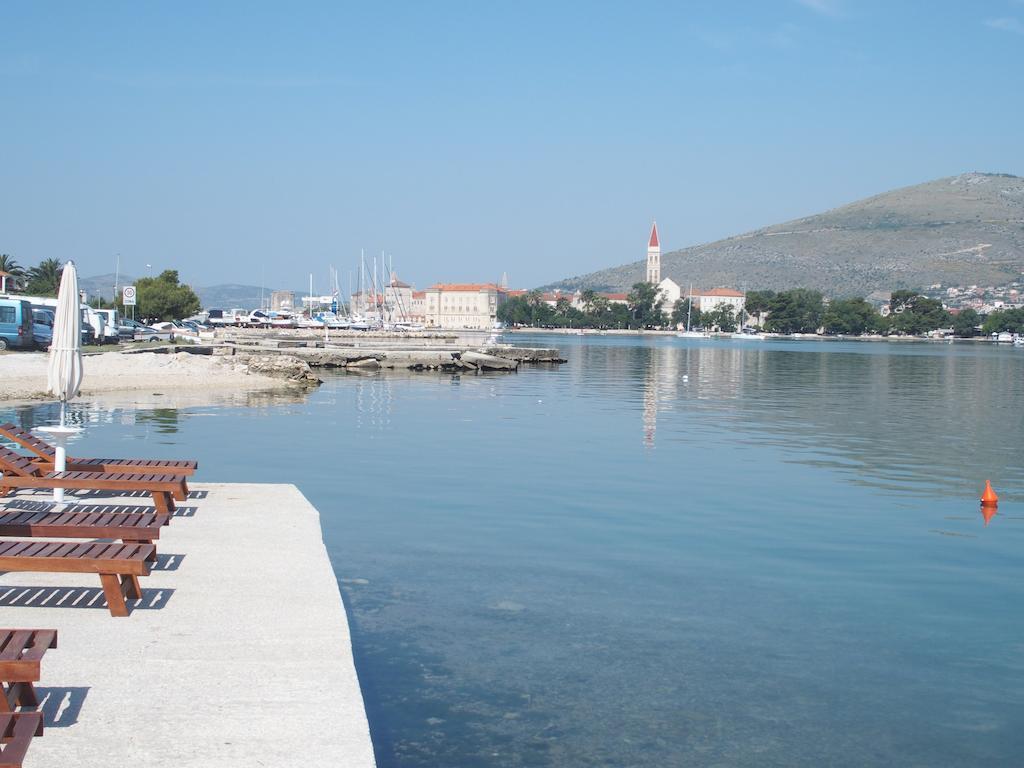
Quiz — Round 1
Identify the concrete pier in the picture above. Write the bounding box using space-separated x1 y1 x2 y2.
0 483 376 768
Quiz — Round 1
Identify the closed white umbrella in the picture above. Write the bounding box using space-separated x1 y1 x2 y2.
40 260 84 503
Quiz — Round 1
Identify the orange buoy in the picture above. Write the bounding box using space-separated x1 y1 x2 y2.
981 480 999 506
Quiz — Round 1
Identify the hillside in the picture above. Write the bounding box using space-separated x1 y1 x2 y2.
78 274 306 310
546 172 1024 297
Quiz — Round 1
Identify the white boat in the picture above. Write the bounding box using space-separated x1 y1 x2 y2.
732 328 767 340
676 284 709 339
996 331 1014 343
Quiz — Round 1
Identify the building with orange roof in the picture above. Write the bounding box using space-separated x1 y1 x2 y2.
689 287 746 316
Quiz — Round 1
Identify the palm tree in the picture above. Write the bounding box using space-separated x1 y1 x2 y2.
0 254 26 292
25 258 64 297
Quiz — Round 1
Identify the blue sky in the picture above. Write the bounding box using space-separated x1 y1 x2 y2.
2 1 1022 293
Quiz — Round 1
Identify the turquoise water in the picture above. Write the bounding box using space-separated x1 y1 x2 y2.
4 336 1024 766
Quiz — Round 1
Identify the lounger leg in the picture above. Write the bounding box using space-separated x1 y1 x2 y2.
99 574 129 617
5 681 38 709
1 683 13 712
121 574 142 600
152 491 175 515
172 481 187 501
0 485 11 497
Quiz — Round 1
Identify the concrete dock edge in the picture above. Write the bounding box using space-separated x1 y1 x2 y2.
0 482 376 767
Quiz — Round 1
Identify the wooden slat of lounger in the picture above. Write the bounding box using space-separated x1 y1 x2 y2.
0 629 56 681
0 448 40 478
0 509 166 541
1 423 197 478
0 541 152 575
0 711 44 764
0 423 56 458
13 471 180 491
0 633 32 663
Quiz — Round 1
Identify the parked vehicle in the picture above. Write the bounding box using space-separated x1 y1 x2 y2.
31 307 55 350
0 297 35 350
93 308 123 343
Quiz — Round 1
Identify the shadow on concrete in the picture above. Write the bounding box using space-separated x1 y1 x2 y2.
36 686 90 727
0 498 198 518
188 489 209 500
151 553 185 571
0 585 174 612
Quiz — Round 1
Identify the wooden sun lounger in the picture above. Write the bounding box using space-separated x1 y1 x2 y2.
0 630 57 713
0 712 43 768
0 541 153 617
0 509 168 549
0 423 197 485
0 447 186 515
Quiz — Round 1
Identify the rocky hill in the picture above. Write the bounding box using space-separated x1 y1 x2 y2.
545 172 1024 297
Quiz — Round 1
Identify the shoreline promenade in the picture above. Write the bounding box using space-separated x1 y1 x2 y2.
0 482 376 767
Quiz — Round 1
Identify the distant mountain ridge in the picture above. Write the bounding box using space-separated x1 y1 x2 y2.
77 274 306 310
545 172 1024 297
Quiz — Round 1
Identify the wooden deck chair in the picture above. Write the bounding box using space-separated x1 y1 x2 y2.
0 423 197 494
0 711 43 767
0 541 154 617
0 630 57 713
0 447 185 515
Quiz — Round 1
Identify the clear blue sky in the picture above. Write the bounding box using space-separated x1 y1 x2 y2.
2 1 1022 293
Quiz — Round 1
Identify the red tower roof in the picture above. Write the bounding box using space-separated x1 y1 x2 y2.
648 222 659 248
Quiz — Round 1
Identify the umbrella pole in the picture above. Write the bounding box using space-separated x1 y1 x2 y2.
53 400 67 504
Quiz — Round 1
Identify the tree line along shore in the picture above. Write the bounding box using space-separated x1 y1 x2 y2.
498 284 1024 337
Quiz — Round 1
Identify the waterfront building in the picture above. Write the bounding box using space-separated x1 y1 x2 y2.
410 291 426 324
270 290 294 312
657 278 682 315
384 274 414 322
689 287 746 316
423 283 507 329
646 221 661 284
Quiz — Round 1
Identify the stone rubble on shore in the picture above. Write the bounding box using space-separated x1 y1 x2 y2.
0 350 318 402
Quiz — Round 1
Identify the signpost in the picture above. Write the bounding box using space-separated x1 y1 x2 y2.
122 285 136 320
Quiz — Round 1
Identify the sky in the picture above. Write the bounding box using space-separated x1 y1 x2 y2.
2 1 1023 294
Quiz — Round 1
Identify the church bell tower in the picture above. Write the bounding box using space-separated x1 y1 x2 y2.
646 221 661 284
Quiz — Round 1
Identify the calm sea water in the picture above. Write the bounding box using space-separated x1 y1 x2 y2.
4 335 1024 767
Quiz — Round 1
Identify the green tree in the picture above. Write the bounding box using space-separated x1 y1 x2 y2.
888 293 949 335
951 308 981 338
627 282 665 328
981 307 1024 335
702 302 738 332
744 290 775 317
822 297 878 335
0 254 27 291
579 289 597 312
765 289 824 334
671 298 702 329
25 258 64 296
136 270 201 321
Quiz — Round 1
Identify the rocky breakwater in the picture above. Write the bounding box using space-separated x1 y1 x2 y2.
236 353 323 387
294 348 522 371
217 344 565 372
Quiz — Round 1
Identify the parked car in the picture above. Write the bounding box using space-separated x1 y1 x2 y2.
117 317 165 341
31 307 55 350
0 297 35 351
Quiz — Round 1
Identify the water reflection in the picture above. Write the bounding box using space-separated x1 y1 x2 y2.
4 337 1024 767
589 337 1024 501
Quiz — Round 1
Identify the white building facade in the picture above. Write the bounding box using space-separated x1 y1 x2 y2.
423 283 507 329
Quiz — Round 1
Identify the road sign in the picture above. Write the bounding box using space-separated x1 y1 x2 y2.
122 285 137 306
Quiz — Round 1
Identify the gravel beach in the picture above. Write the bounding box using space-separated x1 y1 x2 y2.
0 350 293 402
